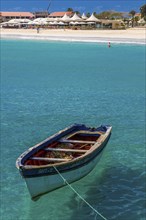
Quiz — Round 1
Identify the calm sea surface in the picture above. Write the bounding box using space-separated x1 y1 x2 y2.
1 39 145 220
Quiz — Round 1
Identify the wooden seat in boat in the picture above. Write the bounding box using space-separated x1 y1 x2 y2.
31 157 71 162
44 147 88 153
59 139 96 144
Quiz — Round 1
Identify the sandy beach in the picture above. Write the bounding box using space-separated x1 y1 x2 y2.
1 28 146 44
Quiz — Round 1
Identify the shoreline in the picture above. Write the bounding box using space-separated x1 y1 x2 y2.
1 28 146 44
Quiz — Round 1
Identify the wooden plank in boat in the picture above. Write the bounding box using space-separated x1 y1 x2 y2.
44 147 87 153
31 157 71 162
59 139 96 144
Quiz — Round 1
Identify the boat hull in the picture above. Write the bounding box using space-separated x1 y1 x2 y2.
25 148 104 199
16 124 112 199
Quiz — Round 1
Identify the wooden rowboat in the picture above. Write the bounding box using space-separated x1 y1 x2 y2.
16 124 112 199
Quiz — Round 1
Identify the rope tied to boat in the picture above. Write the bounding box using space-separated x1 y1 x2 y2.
53 166 108 220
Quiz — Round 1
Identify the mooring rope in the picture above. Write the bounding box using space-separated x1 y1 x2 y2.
53 166 108 220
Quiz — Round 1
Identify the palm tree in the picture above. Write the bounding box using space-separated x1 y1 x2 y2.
140 4 146 20
67 8 73 12
129 10 136 17
129 10 136 27
86 12 91 18
74 11 81 16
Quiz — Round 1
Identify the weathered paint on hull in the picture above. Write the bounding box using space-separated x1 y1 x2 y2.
25 150 104 199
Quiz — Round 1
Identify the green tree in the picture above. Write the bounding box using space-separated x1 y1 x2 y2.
129 10 136 27
134 16 140 26
67 8 73 12
140 4 146 17
96 11 123 19
74 11 81 16
111 12 124 19
97 11 111 19
129 10 136 17
86 12 90 17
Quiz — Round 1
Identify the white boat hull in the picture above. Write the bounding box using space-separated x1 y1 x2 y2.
25 150 104 199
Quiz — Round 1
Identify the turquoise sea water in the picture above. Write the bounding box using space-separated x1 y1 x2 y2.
1 39 145 220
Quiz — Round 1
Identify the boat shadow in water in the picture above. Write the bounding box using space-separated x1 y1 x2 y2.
67 164 145 220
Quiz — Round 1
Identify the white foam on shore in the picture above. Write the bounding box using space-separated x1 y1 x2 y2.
1 34 145 45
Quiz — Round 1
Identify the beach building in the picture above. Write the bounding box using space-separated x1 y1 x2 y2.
33 11 49 18
134 13 141 19
101 19 125 29
0 12 34 22
49 11 73 18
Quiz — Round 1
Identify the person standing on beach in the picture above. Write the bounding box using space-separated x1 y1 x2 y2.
37 27 40 33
